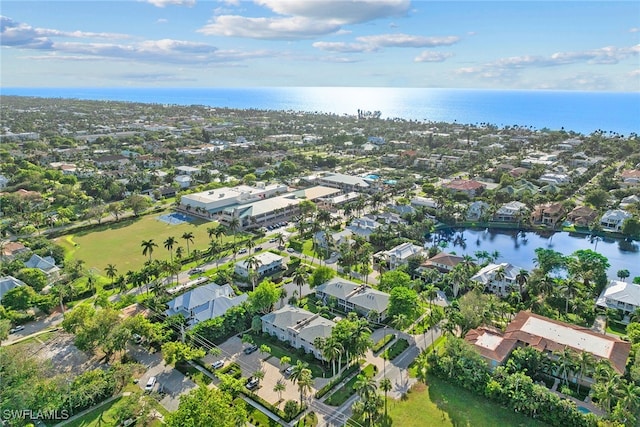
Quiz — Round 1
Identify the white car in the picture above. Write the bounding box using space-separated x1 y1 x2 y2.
9 325 25 334
144 376 157 392
211 360 225 369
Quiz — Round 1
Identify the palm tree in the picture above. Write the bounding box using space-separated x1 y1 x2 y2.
392 313 408 332
292 267 308 300
181 232 194 257
379 377 392 416
275 232 286 248
288 361 312 406
555 346 576 386
141 239 157 262
228 217 240 247
616 381 640 413
208 240 222 266
246 238 255 254
273 379 286 401
323 338 343 377
354 373 377 400
104 264 118 285
164 236 176 262
207 226 217 241
175 246 184 260
245 256 263 291
515 269 529 294
575 351 595 394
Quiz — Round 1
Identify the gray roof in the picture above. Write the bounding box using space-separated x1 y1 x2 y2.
261 305 336 343
597 280 640 310
316 277 390 314
24 254 60 274
261 305 317 331
321 173 370 188
0 276 25 301
166 283 247 325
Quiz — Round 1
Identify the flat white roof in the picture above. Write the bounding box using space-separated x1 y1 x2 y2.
521 316 613 358
475 332 503 351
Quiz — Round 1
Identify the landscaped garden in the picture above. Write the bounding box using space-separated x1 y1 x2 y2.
382 338 409 360
325 363 377 406
250 333 328 378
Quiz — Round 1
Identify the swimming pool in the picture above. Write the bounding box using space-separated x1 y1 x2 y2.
157 212 194 225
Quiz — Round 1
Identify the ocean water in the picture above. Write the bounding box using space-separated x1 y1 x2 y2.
2 87 639 135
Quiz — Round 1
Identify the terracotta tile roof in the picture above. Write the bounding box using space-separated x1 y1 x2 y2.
443 179 485 191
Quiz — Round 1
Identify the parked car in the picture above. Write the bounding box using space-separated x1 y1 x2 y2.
144 376 157 392
269 238 277 243
254 246 263 252
287 247 295 253
284 366 294 377
211 360 225 369
238 248 248 254
189 267 204 274
243 344 258 355
9 325 24 334
132 333 143 344
246 377 259 390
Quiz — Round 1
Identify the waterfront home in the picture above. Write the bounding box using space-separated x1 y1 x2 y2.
619 194 640 209
471 262 526 297
165 283 247 327
442 179 486 198
530 202 566 228
596 280 640 321
566 205 598 227
377 242 424 270
466 201 490 220
493 201 528 223
234 252 285 279
261 305 335 360
465 311 631 375
315 277 390 322
599 209 632 231
346 216 382 241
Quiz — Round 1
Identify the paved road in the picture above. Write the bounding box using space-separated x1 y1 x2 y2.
2 309 64 346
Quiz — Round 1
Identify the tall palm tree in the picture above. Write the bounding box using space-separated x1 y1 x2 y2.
208 240 222 266
104 264 118 285
616 381 640 413
515 269 529 294
164 236 176 262
245 256 263 291
292 267 308 300
575 351 595 394
275 232 286 248
555 346 576 386
273 379 286 401
228 217 240 246
181 232 194 257
288 361 311 406
246 238 255 254
175 246 184 260
207 226 217 241
141 239 157 262
379 377 392 416
354 374 377 400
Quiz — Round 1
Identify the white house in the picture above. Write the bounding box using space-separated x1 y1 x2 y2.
175 166 201 176
234 252 285 278
315 277 390 322
471 263 527 297
346 216 382 240
174 175 192 189
466 201 490 220
619 195 640 209
600 209 632 231
596 280 640 321
24 254 61 280
0 175 9 189
378 242 424 270
0 276 25 301
261 305 335 360
494 201 528 222
313 229 353 250
165 282 248 327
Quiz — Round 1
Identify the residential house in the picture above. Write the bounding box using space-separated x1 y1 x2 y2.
165 283 248 327
530 202 566 227
410 197 439 210
0 276 24 301
261 305 335 360
175 166 201 176
234 252 285 278
94 154 130 169
600 209 632 231
619 195 640 209
0 241 29 261
471 262 526 297
174 175 192 189
346 216 382 241
313 229 353 250
493 201 528 223
0 175 8 189
620 169 640 188
538 173 571 186
596 280 640 321
315 278 390 322
442 179 486 198
378 242 424 270
418 252 465 274
466 201 490 220
465 311 631 374
24 254 61 280
567 205 598 227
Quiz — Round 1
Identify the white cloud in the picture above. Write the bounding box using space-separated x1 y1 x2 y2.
145 0 195 8
630 27 639 33
414 51 453 62
312 41 376 53
629 69 640 77
356 33 459 48
200 0 410 40
199 15 341 40
156 18 169 24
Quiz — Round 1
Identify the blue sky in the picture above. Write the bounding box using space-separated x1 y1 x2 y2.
1 1 639 90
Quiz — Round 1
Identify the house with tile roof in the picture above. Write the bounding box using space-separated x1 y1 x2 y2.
620 169 640 188
530 202 566 227
566 205 598 227
465 311 631 375
315 277 390 322
261 305 335 360
166 282 248 327
442 179 486 198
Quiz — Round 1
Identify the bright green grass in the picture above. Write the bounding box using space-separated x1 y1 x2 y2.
363 377 548 427
56 214 224 274
382 338 409 360
325 364 376 406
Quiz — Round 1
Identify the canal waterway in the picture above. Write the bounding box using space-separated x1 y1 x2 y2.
428 228 639 279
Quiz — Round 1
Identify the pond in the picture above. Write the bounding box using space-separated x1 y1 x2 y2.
427 228 639 279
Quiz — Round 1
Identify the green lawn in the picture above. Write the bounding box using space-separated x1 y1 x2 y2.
56 213 224 274
325 364 376 406
382 339 409 360
374 377 548 427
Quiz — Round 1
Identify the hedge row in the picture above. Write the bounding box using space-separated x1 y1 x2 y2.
314 363 360 399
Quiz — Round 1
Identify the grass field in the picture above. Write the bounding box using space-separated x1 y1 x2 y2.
56 213 228 274
373 378 547 427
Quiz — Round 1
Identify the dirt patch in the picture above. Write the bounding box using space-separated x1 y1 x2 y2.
32 332 103 375
411 382 427 393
